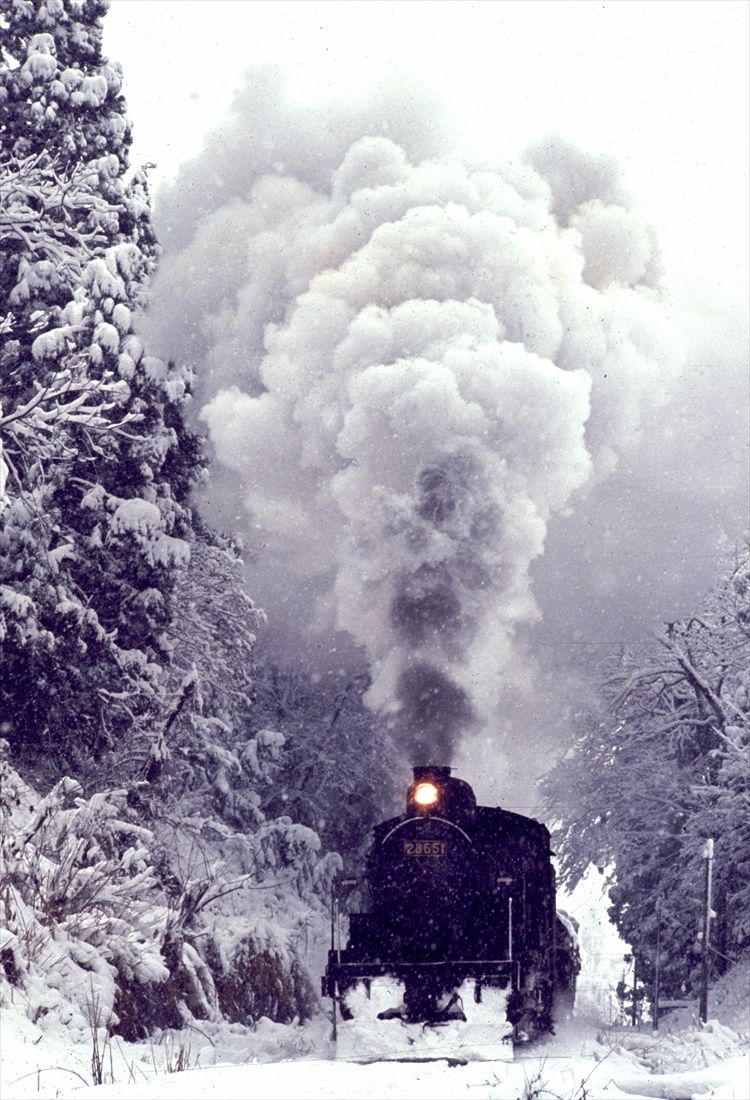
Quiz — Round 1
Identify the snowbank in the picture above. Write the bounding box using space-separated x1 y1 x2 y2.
2 995 748 1100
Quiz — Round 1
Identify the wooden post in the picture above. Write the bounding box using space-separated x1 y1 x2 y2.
631 955 638 1027
653 899 662 1031
330 883 337 1040
699 838 714 1024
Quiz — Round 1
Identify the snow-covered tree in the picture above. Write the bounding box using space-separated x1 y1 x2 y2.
1 0 155 396
0 2 344 1040
0 1 202 775
250 663 399 862
543 541 750 999
0 0 151 239
139 532 265 816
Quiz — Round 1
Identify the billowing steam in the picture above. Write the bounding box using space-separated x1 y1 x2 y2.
145 72 745 772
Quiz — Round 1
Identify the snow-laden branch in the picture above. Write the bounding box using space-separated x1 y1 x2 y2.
0 152 118 270
0 371 143 511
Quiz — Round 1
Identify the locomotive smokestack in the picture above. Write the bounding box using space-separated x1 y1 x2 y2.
413 765 451 783
407 764 476 819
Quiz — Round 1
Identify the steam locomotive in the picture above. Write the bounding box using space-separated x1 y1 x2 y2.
322 765 578 1058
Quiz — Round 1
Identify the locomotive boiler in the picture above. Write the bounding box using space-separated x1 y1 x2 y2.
322 765 578 1059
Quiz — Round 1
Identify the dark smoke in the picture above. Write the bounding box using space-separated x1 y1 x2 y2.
392 565 464 648
389 455 503 759
395 662 475 765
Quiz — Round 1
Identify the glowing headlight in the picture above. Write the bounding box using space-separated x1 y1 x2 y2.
413 782 439 807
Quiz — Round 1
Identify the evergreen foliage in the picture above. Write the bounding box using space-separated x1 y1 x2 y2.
543 542 750 1000
1 0 129 164
0 0 202 775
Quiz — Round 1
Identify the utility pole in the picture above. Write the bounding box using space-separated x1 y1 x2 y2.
631 955 638 1027
699 838 715 1024
330 882 337 1041
653 898 662 1031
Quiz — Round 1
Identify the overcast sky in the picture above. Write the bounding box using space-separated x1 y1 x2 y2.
105 0 749 296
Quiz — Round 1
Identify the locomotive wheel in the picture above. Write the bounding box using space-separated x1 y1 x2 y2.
507 983 554 1041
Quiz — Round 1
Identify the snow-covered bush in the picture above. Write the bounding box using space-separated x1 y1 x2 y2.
0 742 339 1041
211 932 317 1026
0 744 167 1037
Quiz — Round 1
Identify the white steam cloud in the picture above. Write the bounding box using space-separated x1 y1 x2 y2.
145 72 746 775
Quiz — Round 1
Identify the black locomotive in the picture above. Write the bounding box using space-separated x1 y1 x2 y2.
323 765 578 1042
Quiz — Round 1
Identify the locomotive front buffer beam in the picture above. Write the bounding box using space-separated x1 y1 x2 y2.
322 958 520 1001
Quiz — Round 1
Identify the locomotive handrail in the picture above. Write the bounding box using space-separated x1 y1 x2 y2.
379 816 474 847
329 959 517 968
327 959 521 983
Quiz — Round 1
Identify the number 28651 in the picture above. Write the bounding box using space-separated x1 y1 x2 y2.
403 840 447 857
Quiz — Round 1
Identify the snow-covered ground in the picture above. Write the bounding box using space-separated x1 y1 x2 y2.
2 866 748 1099
4 943 749 1100
2 998 748 1100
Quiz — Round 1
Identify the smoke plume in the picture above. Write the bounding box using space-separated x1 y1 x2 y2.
144 71 747 777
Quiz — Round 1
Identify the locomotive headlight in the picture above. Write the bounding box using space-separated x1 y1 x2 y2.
413 781 439 807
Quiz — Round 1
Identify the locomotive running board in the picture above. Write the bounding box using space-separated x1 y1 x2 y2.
325 958 518 989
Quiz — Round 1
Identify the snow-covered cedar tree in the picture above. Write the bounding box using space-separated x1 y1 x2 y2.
249 663 399 864
0 3 342 1038
0 0 154 244
0 1 204 775
543 541 750 1000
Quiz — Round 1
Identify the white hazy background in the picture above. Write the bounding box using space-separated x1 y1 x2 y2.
107 0 748 291
104 0 749 809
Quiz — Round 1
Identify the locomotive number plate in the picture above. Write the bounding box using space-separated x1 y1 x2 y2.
403 840 447 857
